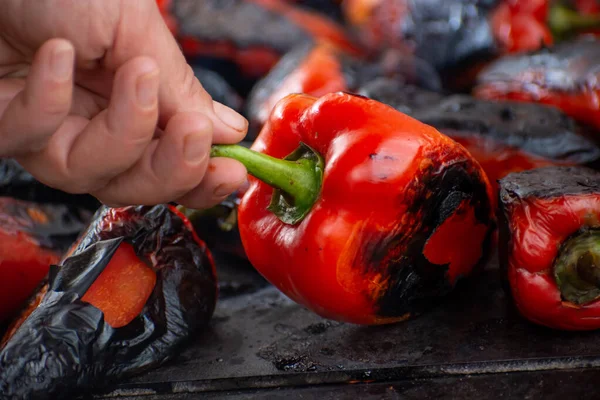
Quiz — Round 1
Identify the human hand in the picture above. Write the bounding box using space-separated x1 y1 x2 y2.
0 0 248 208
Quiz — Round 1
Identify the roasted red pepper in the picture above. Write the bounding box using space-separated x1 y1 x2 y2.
474 36 600 131
0 205 217 398
360 79 600 200
0 198 88 324
210 92 494 325
246 42 440 138
498 166 600 330
158 0 359 83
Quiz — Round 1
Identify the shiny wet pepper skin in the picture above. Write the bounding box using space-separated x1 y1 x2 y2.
233 93 495 325
499 166 600 330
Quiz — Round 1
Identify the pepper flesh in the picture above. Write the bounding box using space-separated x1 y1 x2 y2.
80 242 157 328
499 166 600 330
227 92 494 325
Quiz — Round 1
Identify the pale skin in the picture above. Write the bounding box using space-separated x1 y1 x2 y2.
0 0 248 209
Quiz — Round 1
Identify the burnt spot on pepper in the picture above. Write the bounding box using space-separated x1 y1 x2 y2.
498 166 600 330
0 205 217 398
474 36 600 131
362 158 493 319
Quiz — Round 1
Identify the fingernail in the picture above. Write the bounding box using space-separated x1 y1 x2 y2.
51 42 74 81
183 132 210 164
136 70 159 109
214 102 248 132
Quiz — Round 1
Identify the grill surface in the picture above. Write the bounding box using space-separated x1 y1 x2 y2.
94 251 600 399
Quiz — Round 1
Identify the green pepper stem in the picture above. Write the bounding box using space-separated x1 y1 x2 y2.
549 4 600 39
554 230 600 305
210 144 323 225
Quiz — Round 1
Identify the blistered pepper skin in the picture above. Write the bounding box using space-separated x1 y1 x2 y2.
499 167 600 330
0 205 217 399
238 92 495 325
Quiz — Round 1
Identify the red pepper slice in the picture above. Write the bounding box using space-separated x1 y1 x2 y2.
210 92 494 325
499 166 600 330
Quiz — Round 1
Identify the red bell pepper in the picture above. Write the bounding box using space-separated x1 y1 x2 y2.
474 36 600 132
0 198 88 323
499 166 600 330
210 92 495 325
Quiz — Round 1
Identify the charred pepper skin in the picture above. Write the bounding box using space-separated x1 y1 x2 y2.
229 92 495 325
498 166 600 331
159 0 359 84
0 205 217 399
0 198 89 324
474 37 600 132
246 42 440 138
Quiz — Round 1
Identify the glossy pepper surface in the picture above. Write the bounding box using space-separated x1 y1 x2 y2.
0 205 217 399
474 36 600 131
211 92 495 325
0 198 89 324
246 42 440 138
499 166 600 330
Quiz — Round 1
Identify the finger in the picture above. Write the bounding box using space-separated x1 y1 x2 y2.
0 38 74 156
92 112 214 206
18 56 160 194
176 157 248 210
